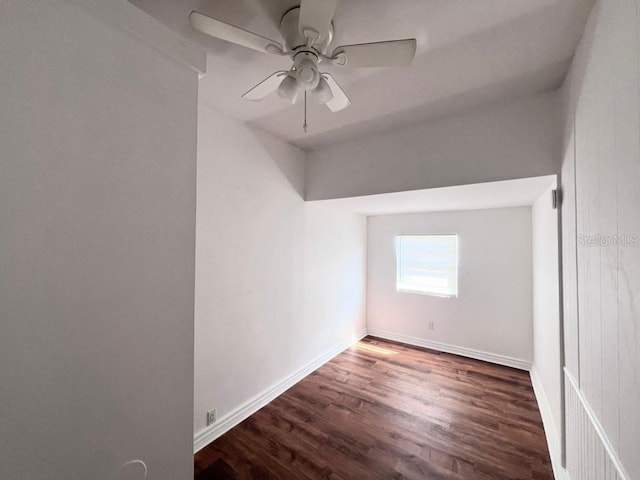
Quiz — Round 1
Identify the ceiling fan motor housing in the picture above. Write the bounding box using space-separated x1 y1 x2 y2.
280 7 333 55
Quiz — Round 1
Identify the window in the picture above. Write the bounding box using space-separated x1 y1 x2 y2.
395 234 458 297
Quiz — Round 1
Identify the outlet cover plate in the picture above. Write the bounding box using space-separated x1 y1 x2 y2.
206 409 217 426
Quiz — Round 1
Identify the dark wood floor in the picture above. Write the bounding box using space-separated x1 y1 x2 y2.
194 337 553 480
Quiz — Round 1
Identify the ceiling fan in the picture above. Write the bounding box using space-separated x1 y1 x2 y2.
190 0 417 119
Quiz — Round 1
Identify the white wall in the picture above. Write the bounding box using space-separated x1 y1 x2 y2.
530 183 563 476
194 103 366 447
306 92 561 201
0 1 203 478
560 0 640 478
366 207 533 367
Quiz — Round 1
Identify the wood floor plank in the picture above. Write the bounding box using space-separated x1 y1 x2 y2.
195 337 553 479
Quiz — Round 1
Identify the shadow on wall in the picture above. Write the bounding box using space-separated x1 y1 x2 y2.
249 125 306 198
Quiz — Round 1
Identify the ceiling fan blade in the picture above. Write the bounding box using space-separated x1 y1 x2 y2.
241 71 288 101
298 0 337 43
321 73 350 112
190 11 284 55
331 39 417 68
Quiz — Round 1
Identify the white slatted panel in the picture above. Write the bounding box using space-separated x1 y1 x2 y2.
562 0 640 477
565 372 629 480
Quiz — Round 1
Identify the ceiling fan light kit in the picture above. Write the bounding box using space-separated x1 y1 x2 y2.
313 77 334 105
190 1 418 131
277 74 300 104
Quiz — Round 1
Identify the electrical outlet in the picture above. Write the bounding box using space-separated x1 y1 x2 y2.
428 321 434 330
206 409 217 426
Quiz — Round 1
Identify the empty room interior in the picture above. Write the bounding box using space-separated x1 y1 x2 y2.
1 0 639 479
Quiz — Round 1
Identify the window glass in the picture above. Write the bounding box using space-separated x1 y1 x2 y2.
396 234 458 297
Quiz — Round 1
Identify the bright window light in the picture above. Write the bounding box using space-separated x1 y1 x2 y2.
395 234 458 297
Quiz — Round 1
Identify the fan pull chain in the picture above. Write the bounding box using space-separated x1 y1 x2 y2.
303 91 308 133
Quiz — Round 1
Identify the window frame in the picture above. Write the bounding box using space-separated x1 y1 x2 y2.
395 233 459 298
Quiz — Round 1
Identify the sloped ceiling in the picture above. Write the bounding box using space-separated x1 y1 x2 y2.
130 0 594 150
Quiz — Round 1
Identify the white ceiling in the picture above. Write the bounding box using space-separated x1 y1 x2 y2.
130 0 594 150
308 176 557 216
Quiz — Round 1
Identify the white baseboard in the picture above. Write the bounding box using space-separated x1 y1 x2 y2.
366 328 532 371
530 367 568 480
194 328 530 453
193 329 368 453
